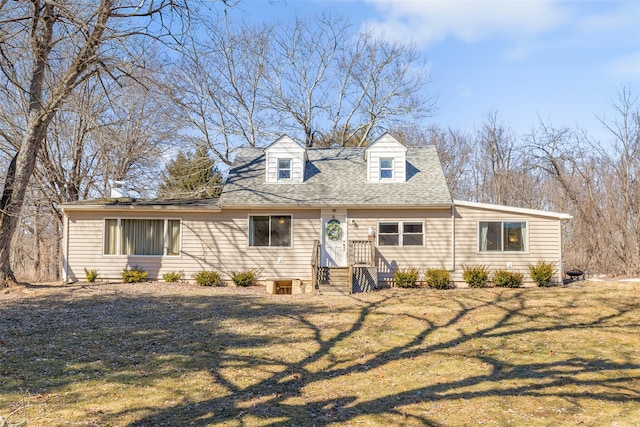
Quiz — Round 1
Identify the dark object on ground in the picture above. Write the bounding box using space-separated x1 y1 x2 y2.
564 269 585 283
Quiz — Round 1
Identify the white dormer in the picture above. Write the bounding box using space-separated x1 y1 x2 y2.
265 135 307 183
365 133 407 183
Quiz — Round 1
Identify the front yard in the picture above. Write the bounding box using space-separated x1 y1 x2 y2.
1 281 638 426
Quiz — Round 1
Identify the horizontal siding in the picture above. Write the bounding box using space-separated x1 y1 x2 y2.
65 204 565 288
348 208 453 286
66 209 320 283
453 205 563 285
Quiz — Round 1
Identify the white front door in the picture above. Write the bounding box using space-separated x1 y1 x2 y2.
321 211 347 267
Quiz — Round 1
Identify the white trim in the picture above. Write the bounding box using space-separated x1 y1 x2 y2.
477 219 529 254
377 220 425 247
103 217 183 257
62 204 221 213
277 158 292 181
247 214 294 248
62 214 70 282
455 200 572 220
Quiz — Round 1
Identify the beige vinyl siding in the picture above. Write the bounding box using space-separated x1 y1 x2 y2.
347 208 452 286
453 204 563 285
65 209 320 283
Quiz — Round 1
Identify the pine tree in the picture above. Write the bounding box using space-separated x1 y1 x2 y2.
158 145 223 199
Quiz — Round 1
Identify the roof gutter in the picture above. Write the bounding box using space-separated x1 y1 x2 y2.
61 204 222 213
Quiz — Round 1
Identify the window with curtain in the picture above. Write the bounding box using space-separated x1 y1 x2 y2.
249 215 292 247
103 219 181 256
479 221 526 252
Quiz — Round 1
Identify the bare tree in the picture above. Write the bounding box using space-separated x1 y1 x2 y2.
392 123 474 199
0 0 194 287
527 87 640 275
268 13 432 147
171 12 433 161
171 16 276 165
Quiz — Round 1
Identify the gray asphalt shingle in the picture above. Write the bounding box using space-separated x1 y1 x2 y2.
218 146 452 207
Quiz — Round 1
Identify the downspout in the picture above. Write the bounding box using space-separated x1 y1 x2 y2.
451 203 456 271
559 219 568 284
62 212 69 282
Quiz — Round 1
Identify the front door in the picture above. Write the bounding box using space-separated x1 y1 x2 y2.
321 211 347 267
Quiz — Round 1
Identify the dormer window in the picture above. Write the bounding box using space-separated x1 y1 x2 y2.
278 159 291 180
380 158 393 179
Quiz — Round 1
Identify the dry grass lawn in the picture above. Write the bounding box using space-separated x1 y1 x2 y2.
1 280 639 426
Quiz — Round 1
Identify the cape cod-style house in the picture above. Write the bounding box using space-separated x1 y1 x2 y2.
61 133 571 293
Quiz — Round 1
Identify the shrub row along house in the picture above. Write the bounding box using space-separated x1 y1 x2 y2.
61 134 571 293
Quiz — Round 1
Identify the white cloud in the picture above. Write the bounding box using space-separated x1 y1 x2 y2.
362 0 569 46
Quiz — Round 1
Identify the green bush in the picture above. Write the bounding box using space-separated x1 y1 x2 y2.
194 270 222 287
529 261 556 287
462 264 490 288
394 267 420 288
231 269 258 287
492 269 524 288
425 268 451 290
162 271 184 283
121 265 148 283
84 268 99 283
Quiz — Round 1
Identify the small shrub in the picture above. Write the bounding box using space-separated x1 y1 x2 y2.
84 268 99 283
425 268 451 290
529 261 556 287
122 265 148 283
163 271 184 283
492 269 524 288
462 264 490 288
394 267 420 288
231 269 259 287
194 270 222 287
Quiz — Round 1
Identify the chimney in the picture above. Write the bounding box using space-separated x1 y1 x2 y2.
110 181 128 198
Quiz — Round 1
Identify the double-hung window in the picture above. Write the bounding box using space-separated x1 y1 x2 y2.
378 221 424 246
277 159 291 180
379 158 393 179
479 221 526 252
104 219 181 256
249 215 292 247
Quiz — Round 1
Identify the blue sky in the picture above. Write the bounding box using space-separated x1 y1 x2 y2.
227 0 639 142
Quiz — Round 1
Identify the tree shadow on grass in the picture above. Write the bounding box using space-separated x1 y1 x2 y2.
1 285 639 425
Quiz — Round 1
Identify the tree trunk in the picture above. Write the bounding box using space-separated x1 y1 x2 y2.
0 121 50 287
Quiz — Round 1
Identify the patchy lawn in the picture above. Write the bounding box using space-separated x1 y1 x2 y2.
1 281 639 426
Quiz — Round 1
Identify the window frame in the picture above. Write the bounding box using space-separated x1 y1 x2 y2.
277 158 292 181
379 157 394 180
248 215 293 248
103 218 182 257
477 220 528 253
377 221 425 247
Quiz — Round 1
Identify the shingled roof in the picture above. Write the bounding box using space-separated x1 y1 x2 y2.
218 146 452 208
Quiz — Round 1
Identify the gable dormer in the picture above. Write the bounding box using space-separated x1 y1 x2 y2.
265 135 307 183
365 133 407 183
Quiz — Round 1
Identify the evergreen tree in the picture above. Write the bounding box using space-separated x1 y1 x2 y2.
158 145 223 199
